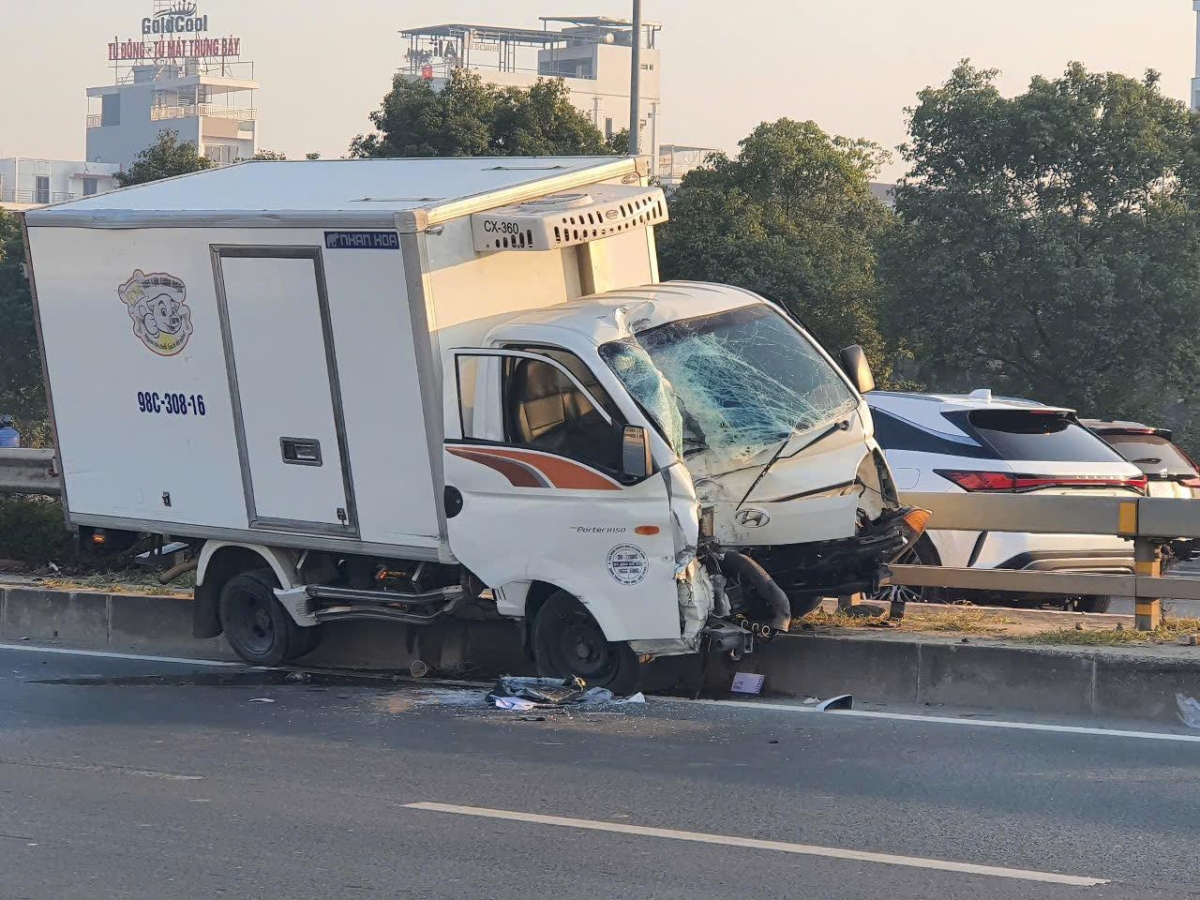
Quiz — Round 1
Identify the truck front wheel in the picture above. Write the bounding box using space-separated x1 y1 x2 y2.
532 591 641 695
219 569 311 666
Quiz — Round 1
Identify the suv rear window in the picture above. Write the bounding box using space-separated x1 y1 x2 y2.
962 410 1122 462
1102 433 1197 477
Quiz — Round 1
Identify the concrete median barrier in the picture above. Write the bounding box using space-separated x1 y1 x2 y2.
5 583 1200 726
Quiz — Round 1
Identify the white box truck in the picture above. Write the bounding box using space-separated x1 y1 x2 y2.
23 156 925 691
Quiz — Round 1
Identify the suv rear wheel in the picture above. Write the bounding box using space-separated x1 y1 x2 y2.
872 536 943 605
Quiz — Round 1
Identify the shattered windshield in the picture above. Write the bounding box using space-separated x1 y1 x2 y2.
599 304 859 462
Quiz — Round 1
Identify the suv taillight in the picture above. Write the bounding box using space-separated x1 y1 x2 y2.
937 470 1147 495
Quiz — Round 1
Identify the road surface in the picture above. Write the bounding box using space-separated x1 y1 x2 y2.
1 644 1197 899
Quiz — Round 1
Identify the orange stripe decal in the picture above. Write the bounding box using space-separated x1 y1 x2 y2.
447 446 622 491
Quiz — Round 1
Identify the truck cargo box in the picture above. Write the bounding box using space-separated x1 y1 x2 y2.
23 156 661 562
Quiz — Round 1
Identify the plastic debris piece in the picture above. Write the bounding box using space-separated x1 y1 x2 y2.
410 660 429 678
1177 693 1200 729
284 671 310 683
731 673 766 695
249 697 275 704
486 676 645 709
815 694 854 711
493 696 538 711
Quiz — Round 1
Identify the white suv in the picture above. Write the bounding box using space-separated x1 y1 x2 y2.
867 391 1147 612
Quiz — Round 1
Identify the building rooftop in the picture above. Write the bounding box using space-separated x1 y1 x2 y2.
399 23 561 43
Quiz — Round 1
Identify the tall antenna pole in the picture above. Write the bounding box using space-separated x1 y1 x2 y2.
628 0 642 156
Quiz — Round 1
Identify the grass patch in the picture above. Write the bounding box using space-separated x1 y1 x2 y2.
1026 617 1200 646
41 569 195 597
802 607 1014 635
916 610 1016 633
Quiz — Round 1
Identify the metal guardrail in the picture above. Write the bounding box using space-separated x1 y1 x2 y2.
0 449 61 496
884 491 1200 629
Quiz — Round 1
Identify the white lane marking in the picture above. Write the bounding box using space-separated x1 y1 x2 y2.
0 758 203 781
683 698 1200 744
0 643 246 668
404 802 1106 887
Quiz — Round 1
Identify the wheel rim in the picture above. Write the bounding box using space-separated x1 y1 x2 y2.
552 613 615 681
227 590 275 656
872 544 927 605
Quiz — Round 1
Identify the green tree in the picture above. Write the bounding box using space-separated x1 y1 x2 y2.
253 149 287 160
656 119 897 377
0 211 45 429
115 130 215 187
881 62 1200 426
350 70 615 158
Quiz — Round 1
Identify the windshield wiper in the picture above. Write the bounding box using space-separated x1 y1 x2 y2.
735 415 852 511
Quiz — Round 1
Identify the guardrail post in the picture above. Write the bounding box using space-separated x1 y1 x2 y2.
1134 538 1163 632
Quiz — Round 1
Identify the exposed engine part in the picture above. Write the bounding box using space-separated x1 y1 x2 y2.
702 619 755 655
719 551 792 632
749 508 915 614
709 572 731 617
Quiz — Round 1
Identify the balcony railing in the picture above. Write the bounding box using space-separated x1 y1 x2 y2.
86 114 103 128
0 190 96 205
150 104 256 122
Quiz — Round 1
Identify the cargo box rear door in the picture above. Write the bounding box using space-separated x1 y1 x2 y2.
213 247 357 536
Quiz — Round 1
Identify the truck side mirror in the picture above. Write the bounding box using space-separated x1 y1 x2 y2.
839 345 876 394
621 425 653 479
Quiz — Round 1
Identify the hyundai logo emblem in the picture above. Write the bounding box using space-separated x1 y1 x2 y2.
735 508 771 528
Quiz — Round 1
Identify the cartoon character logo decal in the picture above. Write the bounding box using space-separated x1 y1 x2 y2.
118 269 193 356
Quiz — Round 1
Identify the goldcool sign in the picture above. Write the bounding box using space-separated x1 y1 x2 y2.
142 1 209 35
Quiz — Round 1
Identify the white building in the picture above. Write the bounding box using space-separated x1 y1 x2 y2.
400 16 663 162
0 158 121 211
86 1 258 168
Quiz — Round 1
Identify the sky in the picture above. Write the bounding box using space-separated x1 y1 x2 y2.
1 0 1197 180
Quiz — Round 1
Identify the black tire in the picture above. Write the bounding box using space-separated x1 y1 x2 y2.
532 591 641 695
871 536 943 605
218 569 307 667
291 623 325 660
1074 596 1112 614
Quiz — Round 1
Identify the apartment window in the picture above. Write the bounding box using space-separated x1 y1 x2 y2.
34 176 50 205
83 177 99 197
101 93 120 126
605 117 614 139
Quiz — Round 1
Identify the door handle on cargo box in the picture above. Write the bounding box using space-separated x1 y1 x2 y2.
280 437 323 467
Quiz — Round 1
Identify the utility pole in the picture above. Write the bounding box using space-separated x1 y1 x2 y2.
628 0 642 156
1193 0 1200 110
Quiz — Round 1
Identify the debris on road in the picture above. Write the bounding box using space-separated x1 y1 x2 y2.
486 676 646 710
249 697 275 704
802 694 855 712
731 673 765 695
1177 693 1200 729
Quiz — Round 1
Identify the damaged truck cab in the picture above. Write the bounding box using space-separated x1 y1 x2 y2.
444 282 920 689
24 155 923 694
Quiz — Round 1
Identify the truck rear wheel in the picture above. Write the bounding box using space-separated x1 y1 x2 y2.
219 569 310 667
532 591 641 695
